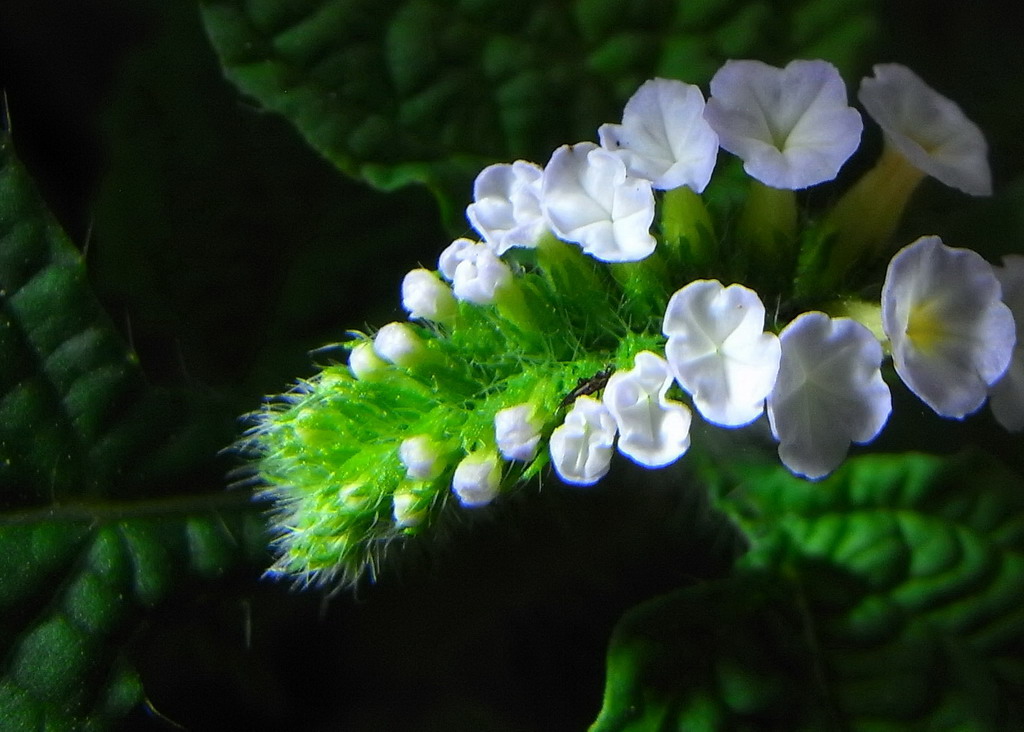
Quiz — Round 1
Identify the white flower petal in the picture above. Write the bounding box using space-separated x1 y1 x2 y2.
859 64 991 196
451 451 501 507
598 78 719 192
401 268 457 322
663 280 781 426
705 59 862 189
438 237 477 281
603 351 691 467
542 143 656 262
466 161 548 253
991 255 1024 431
494 403 543 461
451 245 512 305
549 395 617 485
882 236 1015 418
767 312 891 480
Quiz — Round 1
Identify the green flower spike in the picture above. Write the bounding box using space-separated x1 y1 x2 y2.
244 237 648 585
242 58 1017 588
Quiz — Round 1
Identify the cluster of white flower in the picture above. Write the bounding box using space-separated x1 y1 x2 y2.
363 59 1021 518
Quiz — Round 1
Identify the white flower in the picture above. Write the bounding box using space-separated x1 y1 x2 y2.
767 312 891 480
704 59 863 189
401 268 457 322
549 395 617 485
451 450 502 507
398 435 445 481
663 280 781 426
373 322 427 367
603 351 691 467
542 142 657 262
598 78 719 192
859 64 991 196
348 340 387 379
452 246 513 306
438 238 513 306
438 237 477 281
465 161 547 253
882 236 1015 418
494 403 543 461
990 255 1024 431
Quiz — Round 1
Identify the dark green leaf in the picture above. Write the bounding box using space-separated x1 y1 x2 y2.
198 0 882 227
0 131 266 730
1 133 144 502
0 508 265 731
594 452 1024 730
0 129 236 504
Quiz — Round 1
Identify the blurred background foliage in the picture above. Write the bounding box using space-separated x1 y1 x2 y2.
0 0 1022 729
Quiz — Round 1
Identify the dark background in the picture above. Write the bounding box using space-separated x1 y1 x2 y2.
1 1 1022 729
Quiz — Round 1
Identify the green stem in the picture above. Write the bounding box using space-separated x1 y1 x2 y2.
819 143 926 288
823 298 889 354
659 186 716 275
494 279 538 333
736 180 797 288
535 233 609 297
610 250 672 323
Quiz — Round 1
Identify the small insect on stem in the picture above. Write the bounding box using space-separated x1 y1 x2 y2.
559 366 615 408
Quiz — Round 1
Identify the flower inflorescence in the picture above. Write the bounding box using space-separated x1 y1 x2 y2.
244 59 1020 587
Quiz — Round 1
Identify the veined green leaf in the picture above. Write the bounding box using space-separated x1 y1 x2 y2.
593 452 1024 730
1 134 144 502
0 132 266 730
198 0 881 227
0 508 266 731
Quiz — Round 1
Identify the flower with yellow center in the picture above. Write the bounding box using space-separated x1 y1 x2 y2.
881 236 1015 418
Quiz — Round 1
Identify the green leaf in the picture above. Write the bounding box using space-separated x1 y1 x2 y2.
593 452 1024 730
198 0 882 227
0 129 236 503
0 509 265 731
0 132 267 730
1 134 143 502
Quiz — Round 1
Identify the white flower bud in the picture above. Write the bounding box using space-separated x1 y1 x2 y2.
398 435 445 481
542 143 657 262
494 403 543 461
392 487 428 528
402 268 457 322
451 450 502 507
663 280 781 426
603 351 691 468
348 340 387 379
452 247 512 305
373 322 427 367
438 237 476 281
466 161 547 253
549 396 617 485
